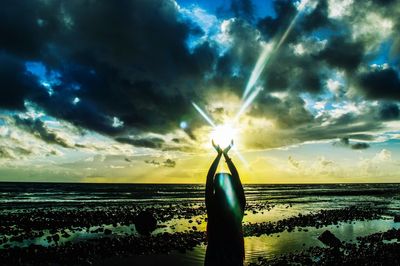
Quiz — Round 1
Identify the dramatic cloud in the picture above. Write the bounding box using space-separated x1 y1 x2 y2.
0 52 45 110
358 68 400 100
13 116 73 148
0 0 399 154
115 136 165 149
351 142 370 150
334 137 370 150
318 36 365 72
0 0 216 138
379 103 400 120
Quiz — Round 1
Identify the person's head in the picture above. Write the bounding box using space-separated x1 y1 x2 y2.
213 172 243 222
213 172 234 202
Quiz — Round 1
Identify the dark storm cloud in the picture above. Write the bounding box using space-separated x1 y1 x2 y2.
248 1 334 95
210 18 260 95
0 0 215 140
379 103 399 120
251 94 314 128
0 1 61 59
115 136 165 149
317 36 365 72
0 52 45 110
358 68 400 100
263 47 325 93
13 116 72 148
351 142 370 150
300 0 331 32
333 137 370 150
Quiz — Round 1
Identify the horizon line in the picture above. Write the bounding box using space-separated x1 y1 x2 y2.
0 181 400 185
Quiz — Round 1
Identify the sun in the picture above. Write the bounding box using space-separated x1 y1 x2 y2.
210 124 238 148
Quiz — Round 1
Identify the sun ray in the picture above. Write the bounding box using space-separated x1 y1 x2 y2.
234 86 263 123
191 102 216 127
242 0 310 100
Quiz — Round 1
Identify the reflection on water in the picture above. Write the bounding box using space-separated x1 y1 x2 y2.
1 224 138 249
243 218 400 262
116 219 400 266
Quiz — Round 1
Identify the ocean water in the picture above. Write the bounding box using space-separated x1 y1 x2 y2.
1 182 400 206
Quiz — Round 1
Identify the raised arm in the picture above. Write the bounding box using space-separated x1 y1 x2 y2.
205 141 222 210
223 142 245 212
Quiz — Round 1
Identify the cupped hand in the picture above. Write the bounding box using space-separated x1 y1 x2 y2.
223 140 233 155
212 140 222 154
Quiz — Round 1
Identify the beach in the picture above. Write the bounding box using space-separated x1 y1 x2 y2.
1 183 400 265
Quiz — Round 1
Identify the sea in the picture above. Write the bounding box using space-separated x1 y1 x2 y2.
1 182 400 206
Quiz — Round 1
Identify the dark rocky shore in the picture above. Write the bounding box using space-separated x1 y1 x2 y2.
1 202 397 265
251 228 400 266
244 206 383 236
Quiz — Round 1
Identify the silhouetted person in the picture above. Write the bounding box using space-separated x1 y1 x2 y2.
205 140 246 266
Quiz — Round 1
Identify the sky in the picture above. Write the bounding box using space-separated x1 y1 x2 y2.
1 0 400 183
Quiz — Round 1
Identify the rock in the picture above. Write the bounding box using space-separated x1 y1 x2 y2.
135 210 157 235
318 230 342 247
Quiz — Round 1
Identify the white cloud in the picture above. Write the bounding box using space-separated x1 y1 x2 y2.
291 38 327 56
374 149 392 161
351 12 393 51
295 0 318 13
112 117 124 128
314 101 326 110
213 19 235 54
326 79 341 94
177 4 230 53
292 43 306 56
328 0 353 19
270 92 289 100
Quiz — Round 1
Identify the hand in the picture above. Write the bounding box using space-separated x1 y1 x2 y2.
212 140 222 154
223 140 233 155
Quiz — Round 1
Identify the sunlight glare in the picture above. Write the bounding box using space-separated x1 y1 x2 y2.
210 124 237 148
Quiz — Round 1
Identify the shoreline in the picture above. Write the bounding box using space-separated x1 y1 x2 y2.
1 183 400 265
1 203 398 265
